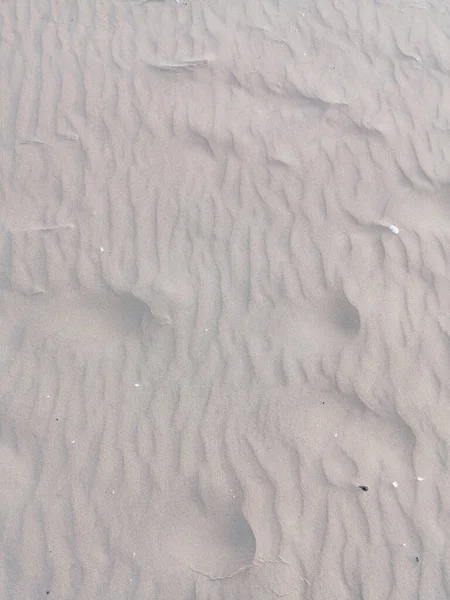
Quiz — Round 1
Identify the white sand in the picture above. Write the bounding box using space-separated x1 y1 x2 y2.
1 0 449 598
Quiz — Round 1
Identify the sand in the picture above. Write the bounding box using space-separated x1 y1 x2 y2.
1 0 450 598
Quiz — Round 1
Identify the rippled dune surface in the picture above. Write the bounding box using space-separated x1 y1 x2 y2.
1 0 450 598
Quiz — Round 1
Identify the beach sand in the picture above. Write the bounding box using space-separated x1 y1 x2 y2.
1 0 450 598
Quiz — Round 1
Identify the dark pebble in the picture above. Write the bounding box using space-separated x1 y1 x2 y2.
359 485 369 492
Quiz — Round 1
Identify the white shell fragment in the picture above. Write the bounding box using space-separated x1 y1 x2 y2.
388 224 399 234
417 477 424 482
392 481 399 488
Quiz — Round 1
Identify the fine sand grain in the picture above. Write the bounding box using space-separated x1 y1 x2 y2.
1 0 450 598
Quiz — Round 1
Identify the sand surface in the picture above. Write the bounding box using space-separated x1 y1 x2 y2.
1 0 450 598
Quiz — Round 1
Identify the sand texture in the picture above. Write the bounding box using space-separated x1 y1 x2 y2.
1 0 450 598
